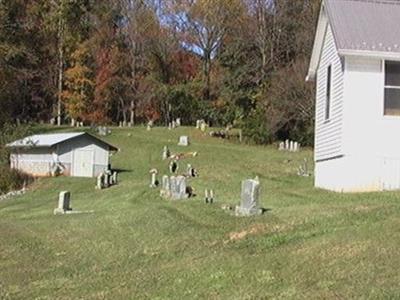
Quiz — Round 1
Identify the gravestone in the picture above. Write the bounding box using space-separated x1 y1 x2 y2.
106 170 113 186
169 160 179 174
149 169 159 188
96 173 104 189
112 171 118 185
235 178 262 216
172 120 176 129
205 189 214 204
279 142 285 151
170 176 188 200
54 191 72 215
285 139 290 151
178 136 189 146
289 141 294 152
200 122 207 132
168 122 172 130
176 118 181 127
162 146 170 160
297 158 311 177
160 175 171 197
187 164 198 177
196 120 201 129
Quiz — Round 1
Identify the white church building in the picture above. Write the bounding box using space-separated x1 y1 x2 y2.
308 0 400 192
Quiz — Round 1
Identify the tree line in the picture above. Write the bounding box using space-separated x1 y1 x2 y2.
0 0 318 145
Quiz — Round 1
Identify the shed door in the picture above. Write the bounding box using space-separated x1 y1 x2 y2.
73 149 94 177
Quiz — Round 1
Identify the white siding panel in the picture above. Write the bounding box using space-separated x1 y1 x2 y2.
315 24 344 161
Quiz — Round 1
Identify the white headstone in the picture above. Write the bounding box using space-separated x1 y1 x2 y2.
176 118 181 127
279 142 285 151
162 146 170 160
149 169 158 188
200 122 207 132
96 173 104 189
178 136 189 146
54 191 71 215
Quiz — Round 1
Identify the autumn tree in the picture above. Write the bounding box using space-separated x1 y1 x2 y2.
62 41 94 124
167 0 243 100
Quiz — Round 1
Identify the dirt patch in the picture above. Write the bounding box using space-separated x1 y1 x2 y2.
227 223 287 242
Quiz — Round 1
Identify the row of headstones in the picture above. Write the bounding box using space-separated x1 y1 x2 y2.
279 140 301 152
71 119 84 127
96 170 118 190
150 162 198 188
159 175 262 216
167 118 181 130
97 126 112 136
119 121 133 127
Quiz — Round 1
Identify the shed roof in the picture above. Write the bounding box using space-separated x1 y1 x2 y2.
307 0 400 80
6 132 118 151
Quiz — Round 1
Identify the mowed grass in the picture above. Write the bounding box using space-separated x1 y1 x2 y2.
1 126 400 299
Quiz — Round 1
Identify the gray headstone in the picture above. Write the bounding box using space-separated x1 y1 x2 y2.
178 136 189 146
170 176 187 200
160 175 171 198
235 179 262 216
54 191 71 215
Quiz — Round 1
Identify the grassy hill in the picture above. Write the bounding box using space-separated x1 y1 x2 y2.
1 126 400 299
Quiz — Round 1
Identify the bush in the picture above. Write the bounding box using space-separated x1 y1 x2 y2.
241 106 271 145
0 166 33 195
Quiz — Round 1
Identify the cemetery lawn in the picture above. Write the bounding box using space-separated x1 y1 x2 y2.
2 126 400 300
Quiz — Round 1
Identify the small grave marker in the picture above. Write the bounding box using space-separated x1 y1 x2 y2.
178 136 189 146
54 191 72 215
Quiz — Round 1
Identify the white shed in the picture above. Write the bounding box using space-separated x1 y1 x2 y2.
308 0 400 192
7 132 118 178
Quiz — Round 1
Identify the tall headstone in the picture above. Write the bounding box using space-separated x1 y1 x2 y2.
149 169 158 188
178 136 189 146
235 178 262 216
96 173 104 189
160 175 171 197
169 160 179 174
200 122 207 132
176 118 181 127
162 146 170 160
289 141 294 152
285 139 290 151
54 191 72 215
112 171 118 185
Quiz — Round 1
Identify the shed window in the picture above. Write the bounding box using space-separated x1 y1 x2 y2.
325 65 332 120
384 61 400 116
